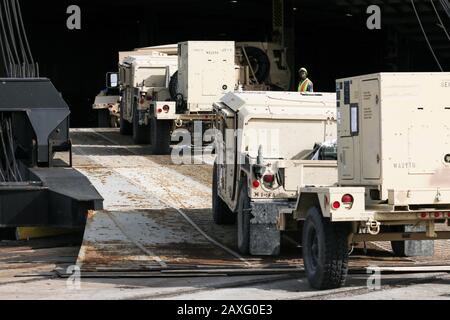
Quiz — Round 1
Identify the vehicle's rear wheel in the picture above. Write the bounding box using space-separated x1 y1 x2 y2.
119 102 132 135
97 109 111 128
212 162 236 225
237 180 251 255
302 207 350 290
390 225 434 257
150 117 171 155
132 106 151 144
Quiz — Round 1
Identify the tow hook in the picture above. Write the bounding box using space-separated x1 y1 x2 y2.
366 219 381 235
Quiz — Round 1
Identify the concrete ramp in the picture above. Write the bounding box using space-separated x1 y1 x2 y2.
71 129 450 277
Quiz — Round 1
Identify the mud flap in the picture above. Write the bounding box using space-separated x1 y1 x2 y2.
249 202 285 256
404 225 434 257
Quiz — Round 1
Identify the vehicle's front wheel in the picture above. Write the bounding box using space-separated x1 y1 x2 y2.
302 207 350 290
212 162 236 225
237 180 251 255
97 109 111 128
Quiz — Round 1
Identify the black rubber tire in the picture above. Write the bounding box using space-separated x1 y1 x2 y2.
244 46 271 83
391 241 406 257
389 225 407 257
150 117 171 155
119 101 132 135
169 71 179 100
97 109 111 128
237 180 251 255
132 106 151 145
302 207 350 290
212 162 236 225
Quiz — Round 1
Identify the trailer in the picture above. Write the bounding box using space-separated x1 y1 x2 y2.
281 73 450 289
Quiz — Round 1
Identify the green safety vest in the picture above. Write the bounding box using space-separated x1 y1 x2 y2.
298 78 313 92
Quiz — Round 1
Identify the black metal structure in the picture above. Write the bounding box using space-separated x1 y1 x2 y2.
0 78 103 228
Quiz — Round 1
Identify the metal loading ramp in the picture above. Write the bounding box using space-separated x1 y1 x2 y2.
70 128 450 277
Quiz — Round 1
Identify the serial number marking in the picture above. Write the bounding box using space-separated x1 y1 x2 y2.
393 162 416 169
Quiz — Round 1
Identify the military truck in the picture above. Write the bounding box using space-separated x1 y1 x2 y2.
117 41 293 152
148 41 236 154
93 72 120 127
212 91 337 256
118 52 178 145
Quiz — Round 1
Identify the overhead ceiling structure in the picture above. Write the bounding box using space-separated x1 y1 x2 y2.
7 0 448 127
334 0 450 70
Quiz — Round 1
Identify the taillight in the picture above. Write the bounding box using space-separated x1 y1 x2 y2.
163 105 170 113
263 174 275 184
252 180 260 189
434 212 442 218
332 201 341 210
419 212 428 219
342 194 354 204
140 98 145 105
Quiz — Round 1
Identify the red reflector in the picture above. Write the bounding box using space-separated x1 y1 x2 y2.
342 194 354 204
157 108 163 113
332 201 341 210
448 212 450 218
252 180 260 188
263 175 275 183
420 213 428 219
434 212 441 218
163 105 170 112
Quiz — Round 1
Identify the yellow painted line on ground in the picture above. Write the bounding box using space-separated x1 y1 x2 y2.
16 227 81 240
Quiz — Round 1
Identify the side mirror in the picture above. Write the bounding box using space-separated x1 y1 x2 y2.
106 72 119 89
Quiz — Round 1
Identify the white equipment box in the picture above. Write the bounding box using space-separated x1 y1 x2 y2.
336 72 450 202
178 41 235 112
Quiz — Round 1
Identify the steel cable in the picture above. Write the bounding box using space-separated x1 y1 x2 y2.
0 0 36 77
3 0 21 74
411 0 444 71
440 0 450 18
10 0 29 75
14 0 35 76
0 2 14 76
431 0 450 42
